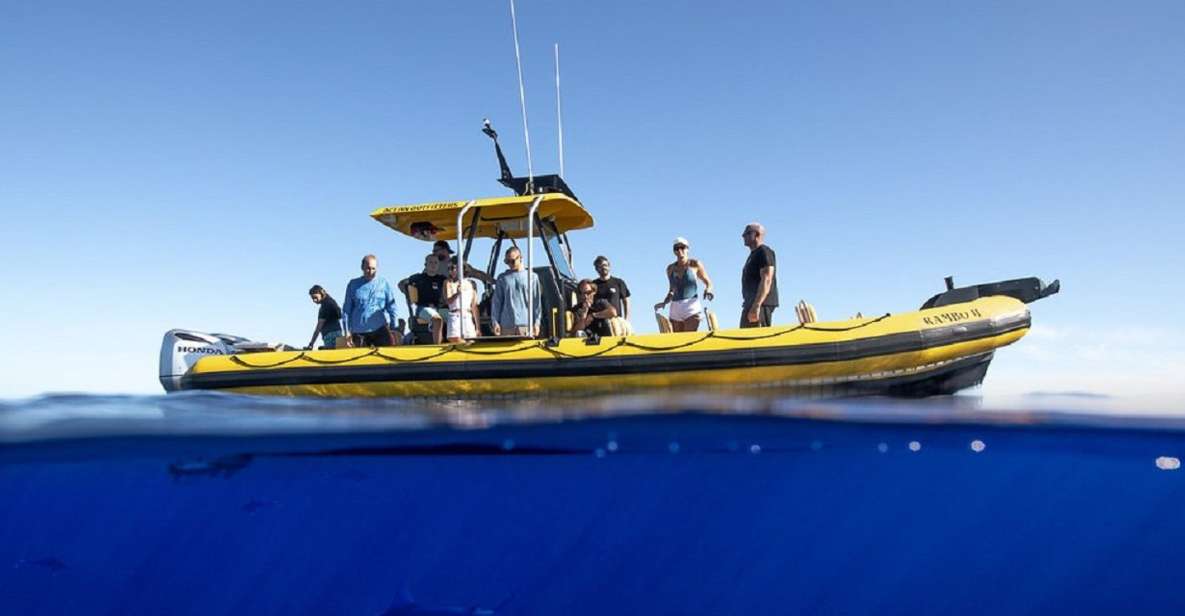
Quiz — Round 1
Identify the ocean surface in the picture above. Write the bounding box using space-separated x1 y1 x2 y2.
3 391 1185 615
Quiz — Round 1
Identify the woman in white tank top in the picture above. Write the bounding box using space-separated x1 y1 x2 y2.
444 262 479 343
653 237 715 332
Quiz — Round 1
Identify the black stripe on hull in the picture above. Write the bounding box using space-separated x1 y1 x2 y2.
182 312 1029 392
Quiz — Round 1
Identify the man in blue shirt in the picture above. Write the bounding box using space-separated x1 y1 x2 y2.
490 247 541 337
342 254 401 347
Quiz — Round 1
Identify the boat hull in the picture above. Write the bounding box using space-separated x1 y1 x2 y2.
178 296 1029 398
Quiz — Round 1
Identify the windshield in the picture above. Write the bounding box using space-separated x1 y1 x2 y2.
537 217 576 281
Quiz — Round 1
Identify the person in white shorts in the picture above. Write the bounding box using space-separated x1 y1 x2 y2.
444 262 479 343
654 237 715 332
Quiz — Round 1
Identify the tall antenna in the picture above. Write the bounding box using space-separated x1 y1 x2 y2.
509 0 534 189
554 43 564 178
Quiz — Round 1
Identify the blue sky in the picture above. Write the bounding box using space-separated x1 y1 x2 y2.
1 1 1182 399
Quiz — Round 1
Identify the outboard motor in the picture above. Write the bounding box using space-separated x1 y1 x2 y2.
921 276 1060 310
158 329 248 392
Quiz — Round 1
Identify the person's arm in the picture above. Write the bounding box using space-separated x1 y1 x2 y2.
341 282 355 336
383 281 400 344
591 303 617 319
464 263 494 285
531 273 542 336
307 318 326 349
619 279 631 321
751 266 775 309
397 278 414 317
490 279 503 335
469 287 480 335
383 280 399 325
446 280 462 303
655 265 676 310
694 260 715 301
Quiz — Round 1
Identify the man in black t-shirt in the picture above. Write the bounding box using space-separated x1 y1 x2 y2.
592 255 631 321
398 255 447 344
740 222 778 328
306 285 343 349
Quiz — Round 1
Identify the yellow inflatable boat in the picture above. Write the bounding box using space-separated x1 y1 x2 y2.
167 294 1039 398
159 125 1058 398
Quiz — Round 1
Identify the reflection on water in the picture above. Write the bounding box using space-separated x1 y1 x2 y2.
2 388 1184 442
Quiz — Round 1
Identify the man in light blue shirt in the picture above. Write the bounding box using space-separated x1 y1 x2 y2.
490 247 541 337
342 254 400 347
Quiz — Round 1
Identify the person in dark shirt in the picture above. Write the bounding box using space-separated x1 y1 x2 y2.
398 254 447 344
740 222 778 328
592 255 631 322
306 285 343 349
569 279 615 338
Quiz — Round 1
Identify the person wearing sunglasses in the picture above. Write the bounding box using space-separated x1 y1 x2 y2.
490 246 541 337
444 262 479 343
741 222 778 328
592 255 631 323
569 279 616 337
654 237 714 332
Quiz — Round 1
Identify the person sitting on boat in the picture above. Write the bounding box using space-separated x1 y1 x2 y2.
444 262 480 343
741 222 778 328
342 254 401 347
654 237 715 332
592 255 631 323
569 279 616 338
490 246 541 337
305 285 342 350
433 239 495 286
398 254 447 345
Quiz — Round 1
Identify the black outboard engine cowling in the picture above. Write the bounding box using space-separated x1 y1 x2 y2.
921 276 1060 310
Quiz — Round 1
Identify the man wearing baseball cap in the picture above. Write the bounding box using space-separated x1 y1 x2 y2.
432 240 494 285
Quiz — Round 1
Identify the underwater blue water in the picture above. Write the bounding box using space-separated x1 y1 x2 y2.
3 392 1185 615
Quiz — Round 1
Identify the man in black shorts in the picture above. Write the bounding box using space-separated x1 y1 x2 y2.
398 254 447 344
592 255 631 322
740 222 778 328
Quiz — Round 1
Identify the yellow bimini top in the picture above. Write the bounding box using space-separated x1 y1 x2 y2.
370 193 594 241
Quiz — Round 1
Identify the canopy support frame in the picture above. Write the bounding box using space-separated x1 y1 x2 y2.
455 200 477 340
525 194 545 335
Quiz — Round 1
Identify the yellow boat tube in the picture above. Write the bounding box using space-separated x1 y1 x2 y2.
172 295 1031 398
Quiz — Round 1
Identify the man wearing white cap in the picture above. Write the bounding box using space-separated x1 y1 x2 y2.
654 236 715 332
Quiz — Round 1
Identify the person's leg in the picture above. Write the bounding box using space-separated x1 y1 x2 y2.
670 318 686 332
446 313 459 342
683 314 701 332
364 328 394 347
430 316 443 344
